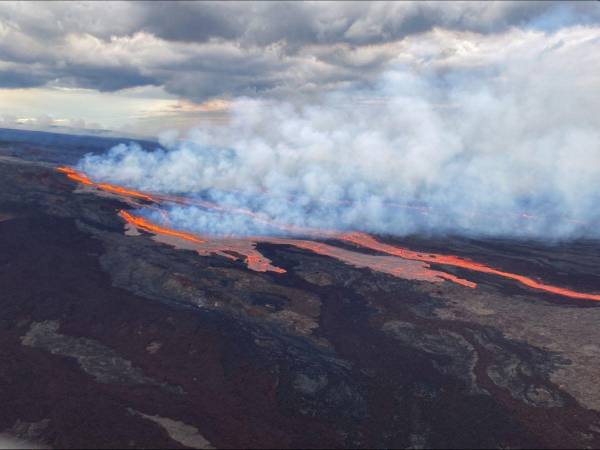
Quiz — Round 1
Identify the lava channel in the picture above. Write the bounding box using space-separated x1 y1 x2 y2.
340 232 600 302
59 166 600 302
119 209 475 286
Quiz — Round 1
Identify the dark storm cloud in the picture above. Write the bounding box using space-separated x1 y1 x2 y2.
133 1 600 46
0 64 155 91
0 1 598 100
0 69 49 88
163 71 280 102
137 1 244 43
62 65 159 92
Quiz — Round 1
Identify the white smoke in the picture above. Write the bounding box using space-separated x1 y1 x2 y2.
78 26 600 239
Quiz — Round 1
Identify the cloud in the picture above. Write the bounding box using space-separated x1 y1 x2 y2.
59 64 158 92
77 25 600 239
134 2 600 46
0 113 106 135
0 1 599 102
0 68 50 88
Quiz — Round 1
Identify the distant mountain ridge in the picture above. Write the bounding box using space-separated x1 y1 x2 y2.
0 127 158 165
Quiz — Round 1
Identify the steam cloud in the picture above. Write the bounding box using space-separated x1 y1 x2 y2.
78 27 600 240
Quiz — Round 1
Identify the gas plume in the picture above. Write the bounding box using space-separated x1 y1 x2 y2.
78 28 600 240
58 167 600 301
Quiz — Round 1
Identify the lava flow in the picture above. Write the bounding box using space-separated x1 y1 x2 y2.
340 232 600 302
119 210 206 245
118 209 474 286
58 167 156 203
57 166 324 236
59 166 600 302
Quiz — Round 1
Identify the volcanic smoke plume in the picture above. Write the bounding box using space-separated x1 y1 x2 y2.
77 28 600 240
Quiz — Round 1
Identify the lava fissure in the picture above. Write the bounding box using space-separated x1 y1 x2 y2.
118 209 474 285
118 210 206 245
58 166 327 237
339 232 600 301
59 166 600 302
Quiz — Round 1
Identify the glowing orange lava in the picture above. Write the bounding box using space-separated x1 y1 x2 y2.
118 210 206 245
118 210 472 284
58 167 323 236
266 237 476 286
119 209 286 273
340 232 600 301
58 166 600 302
58 167 156 202
57 166 94 185
245 253 287 273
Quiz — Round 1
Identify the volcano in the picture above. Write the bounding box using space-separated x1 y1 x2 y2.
2 130 600 449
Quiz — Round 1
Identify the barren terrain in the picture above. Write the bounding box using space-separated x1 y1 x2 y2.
1 131 600 448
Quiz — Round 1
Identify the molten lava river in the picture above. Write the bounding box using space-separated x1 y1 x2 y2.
58 166 600 302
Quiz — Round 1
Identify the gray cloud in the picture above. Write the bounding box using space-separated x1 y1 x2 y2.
0 68 49 88
138 1 245 43
0 1 599 101
134 1 600 46
60 64 158 92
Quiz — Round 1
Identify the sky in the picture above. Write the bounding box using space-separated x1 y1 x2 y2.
0 1 599 137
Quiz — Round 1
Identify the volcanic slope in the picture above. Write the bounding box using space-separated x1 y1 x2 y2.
59 165 600 301
1 151 600 448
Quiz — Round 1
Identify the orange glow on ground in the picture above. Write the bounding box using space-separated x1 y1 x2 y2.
266 237 476 286
97 183 155 202
119 210 286 273
118 210 472 284
57 166 94 185
58 167 323 236
59 166 600 301
58 167 156 202
245 253 287 273
340 232 600 301
118 210 206 245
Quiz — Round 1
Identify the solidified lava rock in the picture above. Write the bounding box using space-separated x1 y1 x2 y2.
1 149 600 448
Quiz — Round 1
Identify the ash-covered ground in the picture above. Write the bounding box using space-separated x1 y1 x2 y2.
2 129 600 449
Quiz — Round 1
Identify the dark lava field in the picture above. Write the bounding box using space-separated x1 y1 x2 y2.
1 129 600 449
